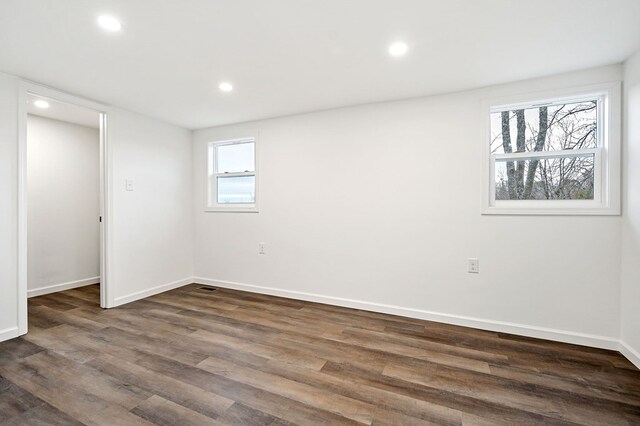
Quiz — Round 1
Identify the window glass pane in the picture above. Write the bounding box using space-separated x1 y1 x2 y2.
216 142 255 173
217 176 255 204
495 154 594 200
491 100 598 155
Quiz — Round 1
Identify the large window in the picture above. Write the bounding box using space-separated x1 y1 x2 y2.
483 83 620 215
207 137 257 212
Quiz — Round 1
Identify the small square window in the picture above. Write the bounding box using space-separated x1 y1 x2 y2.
482 82 620 215
207 138 258 212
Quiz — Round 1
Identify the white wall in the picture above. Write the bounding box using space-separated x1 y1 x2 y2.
621 49 640 367
0 72 20 341
109 108 193 306
27 115 100 297
193 65 623 348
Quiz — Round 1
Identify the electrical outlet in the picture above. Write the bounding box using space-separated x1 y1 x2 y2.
258 242 266 255
468 258 479 273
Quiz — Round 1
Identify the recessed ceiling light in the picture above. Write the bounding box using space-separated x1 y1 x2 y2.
97 15 122 32
389 41 408 57
219 82 233 92
34 100 49 109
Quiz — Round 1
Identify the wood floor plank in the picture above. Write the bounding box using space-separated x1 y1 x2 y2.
17 350 151 410
86 353 234 420
0 283 637 425
340 326 509 364
133 350 366 425
321 361 577 425
189 328 328 371
215 402 293 426
69 307 199 340
26 307 64 329
488 363 640 406
320 328 492 374
28 304 106 333
0 376 43 422
0 338 45 366
131 395 218 426
196 356 376 424
171 308 390 374
146 308 390 374
42 324 355 424
22 325 102 364
63 286 103 303
150 290 241 313
194 346 463 425
18 323 152 367
0 357 154 426
27 295 77 312
39 291 99 310
383 362 638 425
0 403 84 426
393 321 631 370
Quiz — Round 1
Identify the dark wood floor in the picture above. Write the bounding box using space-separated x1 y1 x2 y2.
1 285 639 425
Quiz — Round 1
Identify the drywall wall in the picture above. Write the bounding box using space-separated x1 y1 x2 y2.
27 115 100 297
0 72 20 340
109 108 193 306
621 49 640 367
193 64 623 348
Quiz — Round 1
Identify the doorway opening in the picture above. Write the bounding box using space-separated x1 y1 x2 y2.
18 83 110 334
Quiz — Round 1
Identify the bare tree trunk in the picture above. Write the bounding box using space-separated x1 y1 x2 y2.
501 111 517 199
515 110 526 198
523 106 548 198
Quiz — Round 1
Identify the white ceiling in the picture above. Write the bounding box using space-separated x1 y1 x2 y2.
1 0 639 130
27 94 100 129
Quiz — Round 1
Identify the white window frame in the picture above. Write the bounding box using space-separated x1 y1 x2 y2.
206 137 258 213
481 82 621 215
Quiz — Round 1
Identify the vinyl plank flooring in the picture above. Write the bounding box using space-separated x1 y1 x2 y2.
28 304 106 333
86 354 234 420
189 328 328 371
0 403 84 426
382 362 638 425
0 283 637 425
196 355 375 424
0 338 45 366
0 357 153 425
320 361 575 425
131 395 217 426
133 349 365 424
215 402 293 426
0 376 43 422
23 326 102 364
195 350 463 425
319 328 492 374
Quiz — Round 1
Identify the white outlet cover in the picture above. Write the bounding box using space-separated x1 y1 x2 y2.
468 258 479 273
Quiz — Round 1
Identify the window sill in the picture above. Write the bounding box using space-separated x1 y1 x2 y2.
481 206 620 216
205 206 259 213
205 207 259 213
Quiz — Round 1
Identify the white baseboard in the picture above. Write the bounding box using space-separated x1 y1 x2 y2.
619 341 640 369
194 277 619 351
113 277 193 307
0 327 20 342
28 276 100 298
